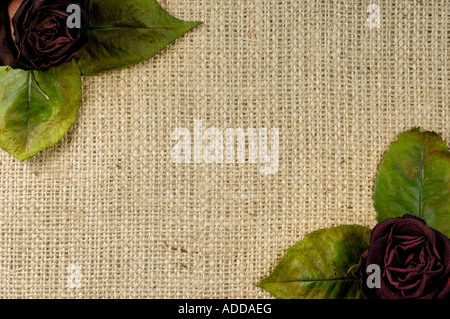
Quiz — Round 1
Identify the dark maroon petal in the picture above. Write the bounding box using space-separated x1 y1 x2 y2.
386 236 427 268
385 268 420 289
436 277 450 299
0 1 17 66
400 273 429 298
369 217 399 244
391 218 434 238
377 278 403 299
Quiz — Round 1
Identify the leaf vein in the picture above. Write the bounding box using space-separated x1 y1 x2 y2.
263 278 358 284
26 71 31 149
88 26 185 31
418 142 425 218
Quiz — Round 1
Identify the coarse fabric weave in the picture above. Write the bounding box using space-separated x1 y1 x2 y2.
0 0 448 298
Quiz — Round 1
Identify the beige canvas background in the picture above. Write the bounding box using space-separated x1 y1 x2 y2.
0 0 448 298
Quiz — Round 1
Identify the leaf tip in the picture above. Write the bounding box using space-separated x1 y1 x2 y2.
256 276 266 288
256 277 273 293
186 20 203 31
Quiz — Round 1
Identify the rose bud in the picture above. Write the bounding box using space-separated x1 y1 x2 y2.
356 214 450 299
0 0 89 71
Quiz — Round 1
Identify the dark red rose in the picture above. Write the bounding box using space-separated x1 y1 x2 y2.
356 214 450 299
0 0 89 71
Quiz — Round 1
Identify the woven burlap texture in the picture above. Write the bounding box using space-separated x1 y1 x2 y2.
0 0 448 298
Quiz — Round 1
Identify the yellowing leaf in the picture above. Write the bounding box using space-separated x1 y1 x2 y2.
258 225 371 299
0 61 82 160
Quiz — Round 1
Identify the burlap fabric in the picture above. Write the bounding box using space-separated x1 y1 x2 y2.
0 0 448 298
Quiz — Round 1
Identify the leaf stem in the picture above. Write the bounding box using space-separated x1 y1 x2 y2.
347 264 359 279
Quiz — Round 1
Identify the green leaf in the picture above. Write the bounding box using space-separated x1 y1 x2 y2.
374 128 450 236
0 61 82 161
76 0 202 75
258 225 371 299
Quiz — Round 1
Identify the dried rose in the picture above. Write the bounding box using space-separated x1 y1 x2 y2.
0 0 89 71
356 214 450 299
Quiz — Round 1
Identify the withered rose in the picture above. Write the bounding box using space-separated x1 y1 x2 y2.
356 214 450 299
0 0 89 71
